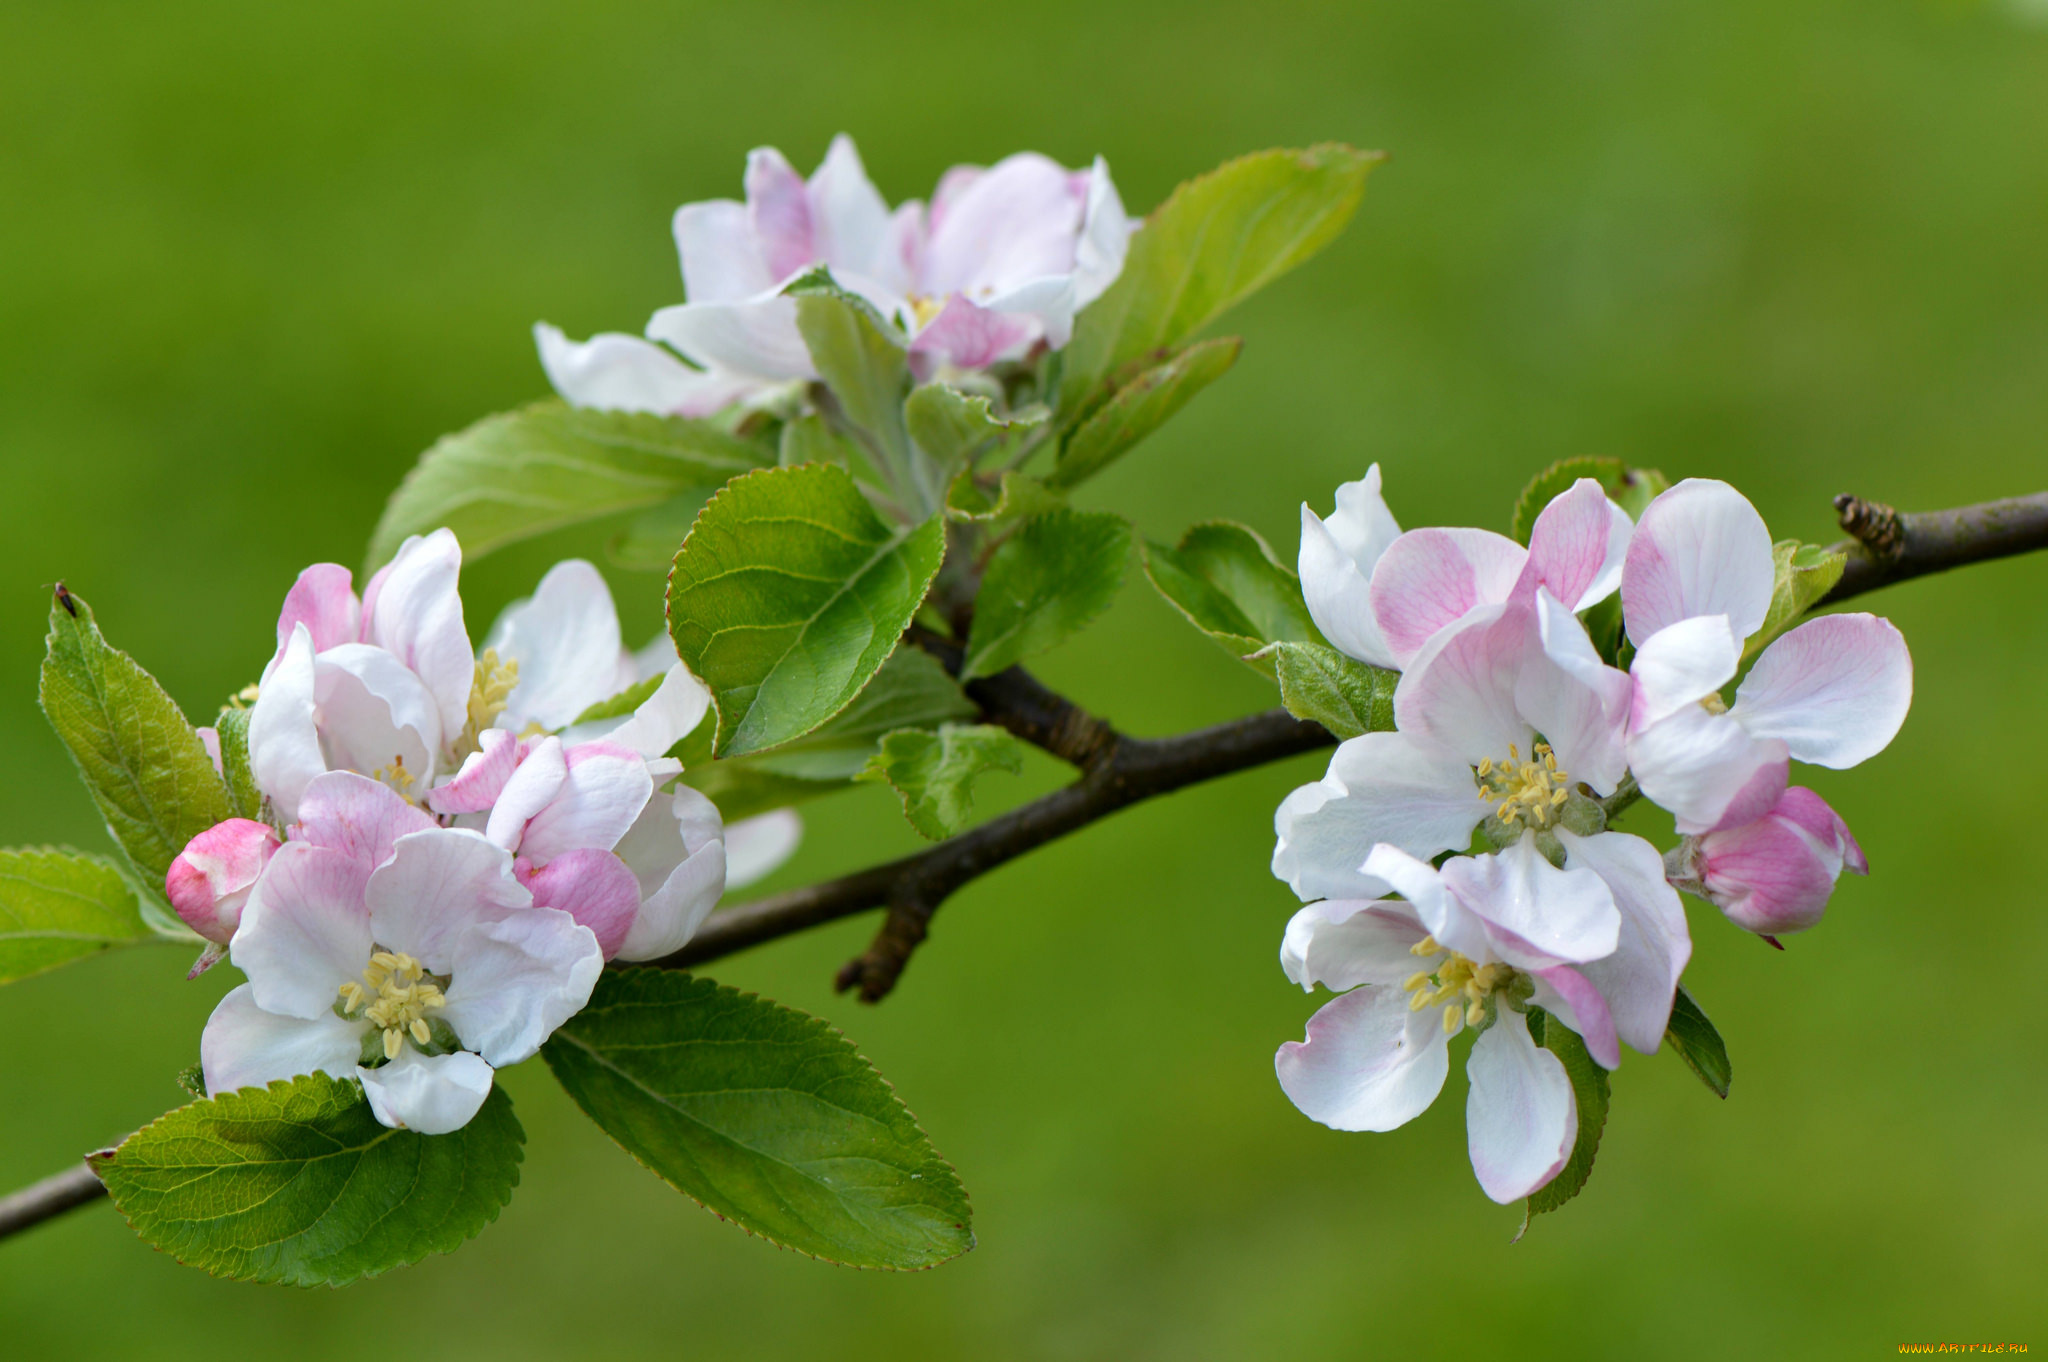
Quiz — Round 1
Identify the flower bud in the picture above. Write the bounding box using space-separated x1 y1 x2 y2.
1678 787 1866 936
165 818 280 945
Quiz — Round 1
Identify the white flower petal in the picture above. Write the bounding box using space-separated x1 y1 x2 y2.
613 785 729 961
312 644 441 781
724 807 801 889
1519 589 1631 795
1298 503 1398 669
1730 614 1913 768
360 529 473 746
1630 616 1740 731
1275 985 1451 1132
1620 478 1775 646
440 905 603 1067
1279 899 1432 992
807 134 894 281
1271 733 1490 902
358 1049 495 1135
534 324 757 417
1628 704 1790 835
201 984 364 1096
1392 604 1532 765
248 624 325 822
1556 829 1691 1056
1466 1007 1578 1204
519 743 654 863
485 560 626 733
1439 831 1620 969
646 294 814 381
1360 844 1488 963
1071 157 1134 309
1529 965 1620 1071
484 735 568 851
559 663 713 760
673 198 774 303
232 843 374 1020
427 728 526 816
365 828 532 976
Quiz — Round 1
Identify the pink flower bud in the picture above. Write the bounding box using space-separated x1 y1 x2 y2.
166 819 280 945
1683 787 1866 936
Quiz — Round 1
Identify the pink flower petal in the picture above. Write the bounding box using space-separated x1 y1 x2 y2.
1516 478 1622 612
908 293 1040 369
275 563 361 658
1531 965 1621 1071
1627 703 1789 835
1439 832 1620 970
519 847 641 959
1369 528 1527 666
232 842 374 1020
1556 829 1690 1057
167 819 280 945
746 145 815 281
427 728 528 816
1391 604 1531 766
292 770 436 874
518 742 655 864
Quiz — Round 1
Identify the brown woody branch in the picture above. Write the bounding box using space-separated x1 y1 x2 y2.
0 1164 105 1239
1823 491 2048 605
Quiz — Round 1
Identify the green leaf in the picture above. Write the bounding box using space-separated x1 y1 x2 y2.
789 271 940 514
368 400 766 569
857 724 1025 840
945 471 1065 527
1664 984 1732 1099
1048 337 1241 489
905 384 1045 473
543 969 974 1270
0 847 152 984
1259 641 1398 739
212 706 262 821
735 646 977 780
1142 520 1322 675
568 673 670 728
1060 144 1381 411
680 648 975 819
961 510 1132 680
1518 1006 1612 1234
667 464 948 758
93 1073 523 1286
608 488 716 571
1743 540 1848 663
40 587 236 884
1508 457 1670 545
778 411 860 469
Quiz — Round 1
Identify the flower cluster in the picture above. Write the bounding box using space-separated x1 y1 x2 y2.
168 533 797 1131
1273 469 1912 1202
535 134 1135 415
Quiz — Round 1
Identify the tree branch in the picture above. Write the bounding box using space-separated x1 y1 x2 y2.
6 486 2044 1248
1823 491 2048 605
0 1164 104 1239
652 707 1335 998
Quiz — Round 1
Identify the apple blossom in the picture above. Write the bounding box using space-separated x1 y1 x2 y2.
537 134 1136 415
246 529 474 821
1278 833 1685 1202
1275 478 1640 904
1618 479 1911 854
202 771 603 1134
1664 785 1867 936
165 818 279 946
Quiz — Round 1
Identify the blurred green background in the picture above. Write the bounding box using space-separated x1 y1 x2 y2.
3 0 2045 1356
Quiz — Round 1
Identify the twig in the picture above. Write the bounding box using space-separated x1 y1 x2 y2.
1823 491 2048 605
655 708 1336 998
0 1164 105 1239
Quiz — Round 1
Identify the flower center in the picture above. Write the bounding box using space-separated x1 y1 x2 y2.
907 293 946 329
452 649 520 760
338 950 448 1061
369 754 418 799
1404 936 1520 1037
1475 742 1572 829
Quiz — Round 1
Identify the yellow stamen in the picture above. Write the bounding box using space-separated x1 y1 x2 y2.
1442 1003 1461 1035
1403 971 1432 993
451 650 521 761
1474 740 1574 829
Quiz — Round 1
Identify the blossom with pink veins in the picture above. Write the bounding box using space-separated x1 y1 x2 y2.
201 771 603 1134
426 559 798 961
245 529 475 822
1664 785 1868 937
536 134 1136 416
1275 477 1639 904
1617 479 1909 929
1277 834 1687 1203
